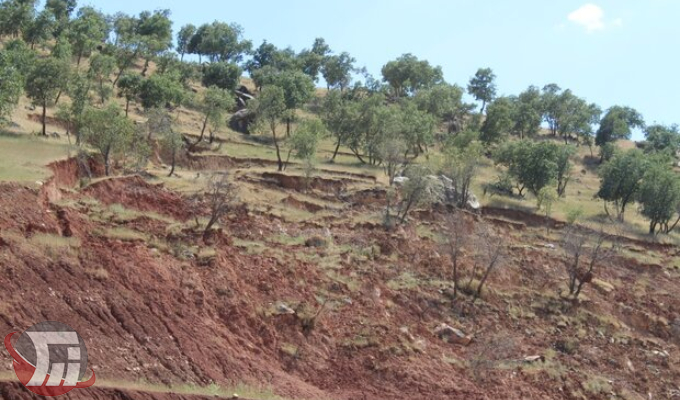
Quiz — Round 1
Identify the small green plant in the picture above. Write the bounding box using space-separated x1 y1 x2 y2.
565 206 585 225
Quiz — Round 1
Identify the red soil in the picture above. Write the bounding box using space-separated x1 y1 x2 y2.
0 162 678 400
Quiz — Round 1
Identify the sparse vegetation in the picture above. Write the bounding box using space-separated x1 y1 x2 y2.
0 3 679 400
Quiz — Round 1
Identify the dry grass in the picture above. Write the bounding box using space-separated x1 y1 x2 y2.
0 131 70 182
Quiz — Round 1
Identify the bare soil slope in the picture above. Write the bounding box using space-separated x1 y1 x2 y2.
0 160 678 400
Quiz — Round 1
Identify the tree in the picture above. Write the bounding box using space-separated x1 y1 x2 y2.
56 72 90 141
321 52 355 91
644 124 680 156
203 173 237 241
201 61 241 91
88 53 116 104
198 86 235 143
562 226 617 300
136 9 173 75
414 83 471 132
67 6 109 65
22 10 55 49
541 83 562 136
0 50 24 123
396 165 434 224
176 24 196 61
637 162 680 235
555 91 600 145
51 35 72 60
443 136 483 208
148 108 183 177
138 74 184 110
299 37 331 82
4 39 36 83
467 68 497 113
510 86 543 139
275 70 315 136
245 41 298 75
250 86 287 171
595 106 645 147
344 93 394 165
596 149 648 221
321 89 357 163
80 104 134 175
381 54 443 97
189 21 252 63
379 135 407 186
25 57 70 136
555 145 576 197
116 73 143 116
45 0 76 22
0 0 37 38
493 140 563 197
444 212 469 301
480 97 513 145
398 100 436 159
471 223 504 303
45 0 76 37
286 118 325 174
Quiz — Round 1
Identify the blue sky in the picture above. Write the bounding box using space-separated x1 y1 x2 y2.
81 0 678 139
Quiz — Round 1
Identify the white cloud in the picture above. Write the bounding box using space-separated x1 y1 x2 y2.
568 4 606 32
567 4 623 33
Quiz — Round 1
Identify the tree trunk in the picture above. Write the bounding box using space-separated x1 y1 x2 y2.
330 138 342 163
286 118 291 138
55 90 62 105
195 115 209 143
667 214 680 233
41 101 47 136
125 99 130 117
452 255 459 300
142 58 150 77
76 51 83 66
273 130 283 171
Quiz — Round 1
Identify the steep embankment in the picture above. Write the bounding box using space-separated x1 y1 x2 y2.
0 160 678 400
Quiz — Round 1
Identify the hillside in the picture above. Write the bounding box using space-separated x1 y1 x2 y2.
0 117 679 399
1 3 680 399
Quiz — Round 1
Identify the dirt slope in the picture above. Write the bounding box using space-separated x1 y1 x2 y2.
0 161 678 400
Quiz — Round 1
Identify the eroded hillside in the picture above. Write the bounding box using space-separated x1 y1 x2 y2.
0 157 678 400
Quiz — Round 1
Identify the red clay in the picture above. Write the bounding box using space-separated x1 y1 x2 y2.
0 164 678 400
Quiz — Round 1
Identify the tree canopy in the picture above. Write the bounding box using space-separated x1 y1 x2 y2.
467 68 497 113
381 53 443 98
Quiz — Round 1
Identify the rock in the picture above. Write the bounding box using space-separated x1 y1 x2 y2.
592 279 615 295
393 176 409 186
229 108 255 134
434 323 472 346
274 302 295 315
523 355 545 363
423 174 480 210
